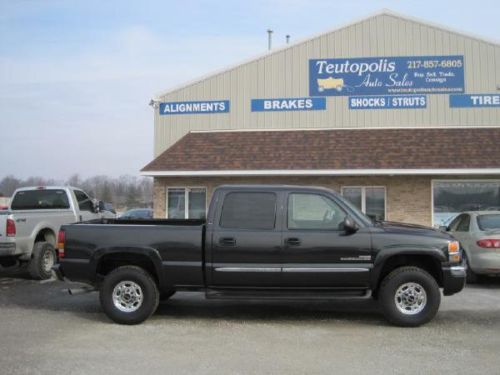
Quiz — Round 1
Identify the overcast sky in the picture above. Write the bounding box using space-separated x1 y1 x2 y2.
0 0 498 180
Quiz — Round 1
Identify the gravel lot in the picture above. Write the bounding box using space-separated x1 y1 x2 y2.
1 269 499 375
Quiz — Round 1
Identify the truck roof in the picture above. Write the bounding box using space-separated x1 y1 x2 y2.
13 186 78 192
215 184 338 193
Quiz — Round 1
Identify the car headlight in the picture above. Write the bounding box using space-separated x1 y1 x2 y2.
448 241 461 263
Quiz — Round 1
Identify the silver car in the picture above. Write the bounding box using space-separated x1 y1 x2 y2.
446 211 500 282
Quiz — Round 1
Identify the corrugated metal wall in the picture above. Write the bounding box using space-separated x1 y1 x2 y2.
153 13 500 156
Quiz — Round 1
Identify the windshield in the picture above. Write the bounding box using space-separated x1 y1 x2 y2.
477 214 500 231
334 192 373 226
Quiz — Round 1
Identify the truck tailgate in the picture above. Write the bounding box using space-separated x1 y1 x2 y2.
0 212 16 256
0 212 8 239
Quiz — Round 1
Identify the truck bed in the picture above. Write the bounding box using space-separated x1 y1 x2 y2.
60 218 206 288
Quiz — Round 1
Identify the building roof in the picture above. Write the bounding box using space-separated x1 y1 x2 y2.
141 127 500 176
152 9 499 101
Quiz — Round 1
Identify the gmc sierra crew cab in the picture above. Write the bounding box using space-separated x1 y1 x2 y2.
55 185 466 326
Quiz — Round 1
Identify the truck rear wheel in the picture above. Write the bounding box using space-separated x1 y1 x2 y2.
379 266 441 327
100 266 159 325
28 242 56 280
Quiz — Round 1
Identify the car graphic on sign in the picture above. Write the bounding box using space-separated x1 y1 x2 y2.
317 77 344 92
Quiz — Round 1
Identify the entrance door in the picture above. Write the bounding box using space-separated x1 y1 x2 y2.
281 192 372 288
210 191 283 287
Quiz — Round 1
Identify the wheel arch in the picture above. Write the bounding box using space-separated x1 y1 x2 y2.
91 248 166 290
371 249 445 295
34 227 56 246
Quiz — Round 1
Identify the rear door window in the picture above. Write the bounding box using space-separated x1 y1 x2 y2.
11 189 70 210
219 192 276 230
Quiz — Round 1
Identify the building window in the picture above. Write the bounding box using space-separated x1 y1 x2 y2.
433 180 500 227
167 187 206 219
341 186 386 221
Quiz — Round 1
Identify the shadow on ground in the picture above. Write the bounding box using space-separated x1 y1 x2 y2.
1 268 500 327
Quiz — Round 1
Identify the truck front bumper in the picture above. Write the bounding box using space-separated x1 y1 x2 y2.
442 265 466 296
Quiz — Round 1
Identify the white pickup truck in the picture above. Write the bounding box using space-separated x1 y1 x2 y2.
0 186 114 279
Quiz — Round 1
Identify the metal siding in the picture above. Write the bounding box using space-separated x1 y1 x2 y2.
153 14 500 156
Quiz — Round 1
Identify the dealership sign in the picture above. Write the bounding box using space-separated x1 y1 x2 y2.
159 100 229 115
309 55 464 97
251 97 326 111
349 95 426 110
449 94 500 108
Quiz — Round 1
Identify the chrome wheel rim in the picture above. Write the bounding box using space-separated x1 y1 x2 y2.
42 249 55 273
394 282 427 315
112 281 144 313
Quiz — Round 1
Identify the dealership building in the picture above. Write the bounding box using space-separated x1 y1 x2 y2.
141 10 500 227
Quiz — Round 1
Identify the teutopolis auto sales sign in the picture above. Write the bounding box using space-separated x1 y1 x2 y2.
309 55 465 96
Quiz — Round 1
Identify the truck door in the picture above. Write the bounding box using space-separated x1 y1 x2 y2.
208 190 283 287
281 191 372 288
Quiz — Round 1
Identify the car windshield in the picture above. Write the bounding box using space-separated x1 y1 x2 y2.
477 214 500 231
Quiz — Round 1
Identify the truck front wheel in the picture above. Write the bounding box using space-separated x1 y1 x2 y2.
100 266 159 325
379 266 441 327
28 242 56 280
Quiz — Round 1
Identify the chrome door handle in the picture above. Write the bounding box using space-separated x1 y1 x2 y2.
285 238 301 246
219 237 236 246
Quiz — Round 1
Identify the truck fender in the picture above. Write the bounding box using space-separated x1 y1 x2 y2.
89 247 167 290
369 246 446 290
20 222 58 260
31 223 57 244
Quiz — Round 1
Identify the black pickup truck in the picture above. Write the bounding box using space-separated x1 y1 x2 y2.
55 185 466 326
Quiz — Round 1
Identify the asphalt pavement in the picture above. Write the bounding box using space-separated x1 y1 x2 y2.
1 269 500 375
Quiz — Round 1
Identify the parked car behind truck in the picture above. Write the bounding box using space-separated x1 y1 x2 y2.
0 186 114 279
445 211 500 282
55 185 466 327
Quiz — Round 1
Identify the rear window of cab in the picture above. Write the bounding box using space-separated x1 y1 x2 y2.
11 189 70 210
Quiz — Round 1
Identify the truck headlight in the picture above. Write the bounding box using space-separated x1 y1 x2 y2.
448 241 461 263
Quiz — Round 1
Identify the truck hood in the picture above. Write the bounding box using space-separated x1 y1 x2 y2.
376 220 454 240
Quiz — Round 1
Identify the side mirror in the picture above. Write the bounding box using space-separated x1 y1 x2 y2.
92 199 102 214
439 225 449 232
343 216 359 234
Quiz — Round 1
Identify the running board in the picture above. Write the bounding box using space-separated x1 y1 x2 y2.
205 288 371 300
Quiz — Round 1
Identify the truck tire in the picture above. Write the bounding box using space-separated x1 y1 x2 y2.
379 266 441 327
100 266 159 325
28 242 56 280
